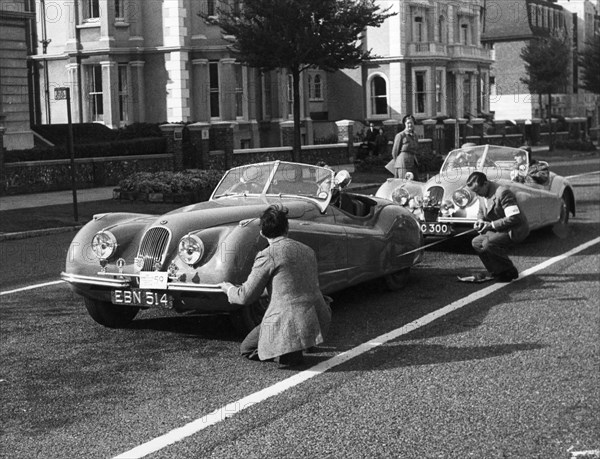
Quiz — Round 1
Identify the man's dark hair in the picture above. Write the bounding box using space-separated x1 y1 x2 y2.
260 205 289 238
467 171 488 187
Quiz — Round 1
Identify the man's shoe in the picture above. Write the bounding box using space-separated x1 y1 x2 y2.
277 351 304 368
496 268 518 282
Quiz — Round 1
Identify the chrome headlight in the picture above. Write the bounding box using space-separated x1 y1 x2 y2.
91 231 117 260
178 234 204 265
391 187 410 206
452 188 473 208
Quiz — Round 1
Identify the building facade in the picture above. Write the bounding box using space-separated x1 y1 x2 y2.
481 0 599 126
0 0 35 150
329 0 493 125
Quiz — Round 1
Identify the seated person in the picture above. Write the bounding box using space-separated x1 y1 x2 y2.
453 143 479 167
511 147 549 185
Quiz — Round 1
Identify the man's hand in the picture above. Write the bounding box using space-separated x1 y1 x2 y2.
474 220 492 233
219 282 235 293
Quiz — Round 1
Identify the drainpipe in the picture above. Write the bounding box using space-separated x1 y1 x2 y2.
39 0 51 123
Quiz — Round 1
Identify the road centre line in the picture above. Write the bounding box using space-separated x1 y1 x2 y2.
113 236 600 459
0 280 64 296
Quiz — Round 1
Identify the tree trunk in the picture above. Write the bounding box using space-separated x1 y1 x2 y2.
548 92 554 151
292 67 302 162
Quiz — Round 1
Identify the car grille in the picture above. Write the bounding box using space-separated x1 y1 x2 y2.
425 186 444 208
137 227 171 271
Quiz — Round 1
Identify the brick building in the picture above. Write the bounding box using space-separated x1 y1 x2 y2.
481 0 599 126
0 0 35 150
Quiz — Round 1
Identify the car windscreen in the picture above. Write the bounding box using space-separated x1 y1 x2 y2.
213 163 274 196
266 163 333 201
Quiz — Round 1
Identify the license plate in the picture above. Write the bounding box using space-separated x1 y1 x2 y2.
420 222 451 236
111 289 173 308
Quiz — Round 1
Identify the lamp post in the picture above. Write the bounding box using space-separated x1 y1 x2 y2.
54 87 78 222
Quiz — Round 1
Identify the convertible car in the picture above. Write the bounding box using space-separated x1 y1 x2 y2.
376 145 575 238
62 161 423 332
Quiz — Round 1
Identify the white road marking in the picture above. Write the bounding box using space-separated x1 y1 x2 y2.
113 236 600 459
0 280 65 296
570 450 600 458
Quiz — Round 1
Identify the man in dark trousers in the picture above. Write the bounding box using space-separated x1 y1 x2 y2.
460 171 530 283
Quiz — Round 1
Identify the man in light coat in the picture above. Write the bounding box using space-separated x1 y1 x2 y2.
463 171 530 283
220 205 331 367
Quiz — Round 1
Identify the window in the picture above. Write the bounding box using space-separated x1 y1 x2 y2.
83 0 100 19
370 75 388 116
438 15 446 43
414 71 426 114
309 73 323 100
232 0 241 15
115 0 125 19
118 65 128 123
206 0 215 16
261 72 272 119
461 23 469 45
414 16 424 42
234 64 244 118
209 61 220 118
287 73 294 115
88 64 103 122
463 73 472 116
435 69 444 114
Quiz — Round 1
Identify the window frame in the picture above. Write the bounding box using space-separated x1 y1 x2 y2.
411 68 428 117
87 64 104 122
367 73 389 119
209 61 221 119
83 0 100 21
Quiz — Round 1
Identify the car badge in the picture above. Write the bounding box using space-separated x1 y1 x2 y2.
160 220 168 225
134 256 144 272
117 258 125 274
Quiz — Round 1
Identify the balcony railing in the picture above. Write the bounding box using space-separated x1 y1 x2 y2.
406 42 493 61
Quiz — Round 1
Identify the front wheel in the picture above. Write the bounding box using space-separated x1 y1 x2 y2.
383 268 411 291
84 298 139 328
558 193 570 225
228 296 269 335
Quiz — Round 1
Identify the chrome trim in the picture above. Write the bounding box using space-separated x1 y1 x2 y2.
437 217 477 224
61 272 222 293
61 272 130 288
137 226 172 271
167 282 222 293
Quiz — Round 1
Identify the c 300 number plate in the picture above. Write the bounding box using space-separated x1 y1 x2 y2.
420 222 451 236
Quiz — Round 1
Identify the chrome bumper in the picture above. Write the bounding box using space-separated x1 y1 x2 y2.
60 272 223 293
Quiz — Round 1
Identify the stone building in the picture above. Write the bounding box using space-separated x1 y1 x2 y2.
0 0 35 150
331 0 493 124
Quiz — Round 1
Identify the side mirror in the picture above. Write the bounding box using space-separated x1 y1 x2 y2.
334 170 352 189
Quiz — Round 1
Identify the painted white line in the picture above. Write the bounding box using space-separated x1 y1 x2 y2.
0 280 65 296
570 450 600 458
113 236 600 459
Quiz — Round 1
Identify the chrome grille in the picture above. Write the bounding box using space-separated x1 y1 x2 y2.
137 227 171 271
425 186 444 207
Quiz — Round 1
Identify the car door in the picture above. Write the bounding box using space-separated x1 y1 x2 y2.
286 201 348 294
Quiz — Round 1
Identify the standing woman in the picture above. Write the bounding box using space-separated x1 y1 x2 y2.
391 115 420 180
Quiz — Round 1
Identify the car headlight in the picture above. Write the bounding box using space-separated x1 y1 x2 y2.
391 187 411 206
452 188 473 208
91 231 117 260
178 234 204 265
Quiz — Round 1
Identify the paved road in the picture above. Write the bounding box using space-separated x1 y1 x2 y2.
0 162 598 459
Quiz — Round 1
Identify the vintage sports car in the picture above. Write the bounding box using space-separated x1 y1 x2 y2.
375 145 575 238
61 161 423 332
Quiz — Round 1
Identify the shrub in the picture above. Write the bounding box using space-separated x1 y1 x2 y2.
554 139 597 151
118 169 224 195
